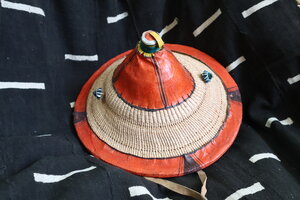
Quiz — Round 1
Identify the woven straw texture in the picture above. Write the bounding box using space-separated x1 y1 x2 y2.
86 52 228 158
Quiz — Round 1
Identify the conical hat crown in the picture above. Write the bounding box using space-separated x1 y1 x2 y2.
74 30 242 177
112 31 195 110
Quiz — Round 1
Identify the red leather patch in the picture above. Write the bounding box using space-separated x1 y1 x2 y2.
112 46 195 110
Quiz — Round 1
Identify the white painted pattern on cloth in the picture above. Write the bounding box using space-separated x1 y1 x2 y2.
225 182 265 200
249 153 280 163
129 186 172 200
287 74 300 85
265 117 293 128
159 18 178 37
33 166 96 183
1 0 45 16
107 12 128 24
64 54 98 61
0 82 45 90
242 0 278 18
36 134 52 137
226 56 246 72
69 101 75 108
193 9 222 37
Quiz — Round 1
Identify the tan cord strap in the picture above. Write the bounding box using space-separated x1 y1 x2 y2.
197 170 207 196
145 170 208 200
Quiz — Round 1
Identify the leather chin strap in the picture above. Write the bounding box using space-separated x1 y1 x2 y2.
145 170 208 200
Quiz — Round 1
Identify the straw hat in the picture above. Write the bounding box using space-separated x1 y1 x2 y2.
74 31 242 178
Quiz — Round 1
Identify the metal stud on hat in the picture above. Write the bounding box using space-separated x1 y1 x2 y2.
73 30 242 178
93 88 103 99
201 70 213 83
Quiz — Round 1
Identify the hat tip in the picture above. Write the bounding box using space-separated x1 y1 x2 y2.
138 31 164 56
141 30 158 45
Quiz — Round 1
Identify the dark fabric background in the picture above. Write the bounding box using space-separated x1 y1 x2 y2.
0 0 299 199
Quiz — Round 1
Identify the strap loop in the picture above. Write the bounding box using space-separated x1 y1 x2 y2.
145 170 208 200
149 31 164 48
